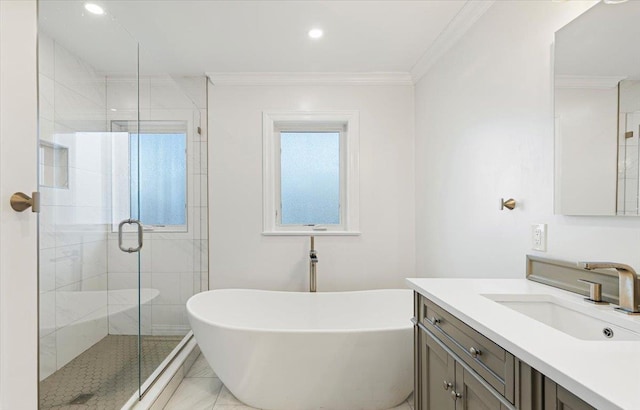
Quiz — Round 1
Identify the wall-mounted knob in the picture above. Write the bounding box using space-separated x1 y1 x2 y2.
500 198 516 210
10 192 39 213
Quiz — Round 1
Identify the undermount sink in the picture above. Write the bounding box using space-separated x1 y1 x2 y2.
483 293 640 341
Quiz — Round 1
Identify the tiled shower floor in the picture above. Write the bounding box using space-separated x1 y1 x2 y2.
164 353 415 410
39 335 183 409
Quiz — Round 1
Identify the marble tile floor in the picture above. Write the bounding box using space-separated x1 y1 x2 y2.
164 354 414 410
39 335 183 409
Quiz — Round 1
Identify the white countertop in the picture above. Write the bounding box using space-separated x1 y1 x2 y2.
406 278 640 410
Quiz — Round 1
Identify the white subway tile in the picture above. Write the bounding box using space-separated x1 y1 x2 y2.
39 333 57 381
39 247 57 292
151 272 182 305
39 291 56 336
179 272 195 304
39 74 55 122
108 304 151 335
56 275 107 328
151 239 194 273
151 305 188 327
38 35 55 79
55 244 82 288
81 240 108 279
108 272 151 292
107 239 152 273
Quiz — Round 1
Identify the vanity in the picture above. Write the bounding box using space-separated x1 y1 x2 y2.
408 256 640 410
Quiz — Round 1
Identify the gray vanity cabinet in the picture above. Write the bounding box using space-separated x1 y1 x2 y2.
515 363 595 410
456 361 512 410
419 328 455 409
418 325 510 409
543 379 596 410
414 293 596 410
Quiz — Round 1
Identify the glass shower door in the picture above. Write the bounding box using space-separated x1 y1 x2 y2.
37 2 144 407
38 2 209 407
134 64 208 395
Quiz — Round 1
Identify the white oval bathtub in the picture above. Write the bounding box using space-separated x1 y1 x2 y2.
187 289 413 410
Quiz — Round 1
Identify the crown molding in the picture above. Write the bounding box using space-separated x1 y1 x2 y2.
206 72 413 86
554 75 625 89
410 0 495 83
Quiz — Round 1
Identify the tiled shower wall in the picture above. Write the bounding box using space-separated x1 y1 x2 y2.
38 34 110 380
38 34 208 379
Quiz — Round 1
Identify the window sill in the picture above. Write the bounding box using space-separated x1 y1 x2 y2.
262 231 361 236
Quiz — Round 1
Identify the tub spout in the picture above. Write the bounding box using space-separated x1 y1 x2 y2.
310 236 318 292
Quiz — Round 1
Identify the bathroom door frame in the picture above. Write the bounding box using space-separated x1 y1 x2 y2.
0 1 39 408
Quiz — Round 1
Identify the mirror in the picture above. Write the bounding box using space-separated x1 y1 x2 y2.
554 0 640 215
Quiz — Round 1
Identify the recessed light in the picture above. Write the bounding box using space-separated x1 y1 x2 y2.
84 3 105 15
110 108 117 112
308 28 323 39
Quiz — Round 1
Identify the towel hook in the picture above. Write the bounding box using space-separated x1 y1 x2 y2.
500 198 516 210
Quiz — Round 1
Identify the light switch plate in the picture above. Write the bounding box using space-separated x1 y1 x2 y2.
531 224 547 252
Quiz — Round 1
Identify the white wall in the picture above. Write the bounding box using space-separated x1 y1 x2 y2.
0 1 38 407
414 0 640 279
209 83 415 291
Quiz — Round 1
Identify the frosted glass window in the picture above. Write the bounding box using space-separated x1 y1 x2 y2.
280 132 340 225
130 133 186 226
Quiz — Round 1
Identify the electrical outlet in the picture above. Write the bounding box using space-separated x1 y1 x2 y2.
531 224 547 252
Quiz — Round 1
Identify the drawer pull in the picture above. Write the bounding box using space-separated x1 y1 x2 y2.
469 347 481 358
451 390 462 400
431 317 441 324
443 380 452 391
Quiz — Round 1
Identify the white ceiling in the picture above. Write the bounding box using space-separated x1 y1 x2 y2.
38 0 486 78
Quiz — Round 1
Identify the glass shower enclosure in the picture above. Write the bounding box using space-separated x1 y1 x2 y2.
37 2 208 408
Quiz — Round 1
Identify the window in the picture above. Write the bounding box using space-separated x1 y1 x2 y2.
112 121 188 232
263 111 360 235
130 132 187 226
280 131 340 225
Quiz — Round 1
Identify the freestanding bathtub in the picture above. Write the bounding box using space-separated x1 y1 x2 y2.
186 289 413 410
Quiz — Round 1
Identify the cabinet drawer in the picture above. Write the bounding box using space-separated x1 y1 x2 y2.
419 295 515 403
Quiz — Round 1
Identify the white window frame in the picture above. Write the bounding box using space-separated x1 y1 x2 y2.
262 111 360 236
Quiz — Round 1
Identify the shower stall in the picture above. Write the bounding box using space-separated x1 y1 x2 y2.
37 2 208 408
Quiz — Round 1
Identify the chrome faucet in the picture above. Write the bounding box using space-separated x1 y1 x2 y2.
578 262 640 314
309 236 318 292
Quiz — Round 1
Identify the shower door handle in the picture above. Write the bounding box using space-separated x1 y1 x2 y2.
118 219 143 253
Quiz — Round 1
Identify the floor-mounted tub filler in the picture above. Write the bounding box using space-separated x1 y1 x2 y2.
187 289 413 410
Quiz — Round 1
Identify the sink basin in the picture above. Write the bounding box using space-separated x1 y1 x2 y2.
483 294 640 341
